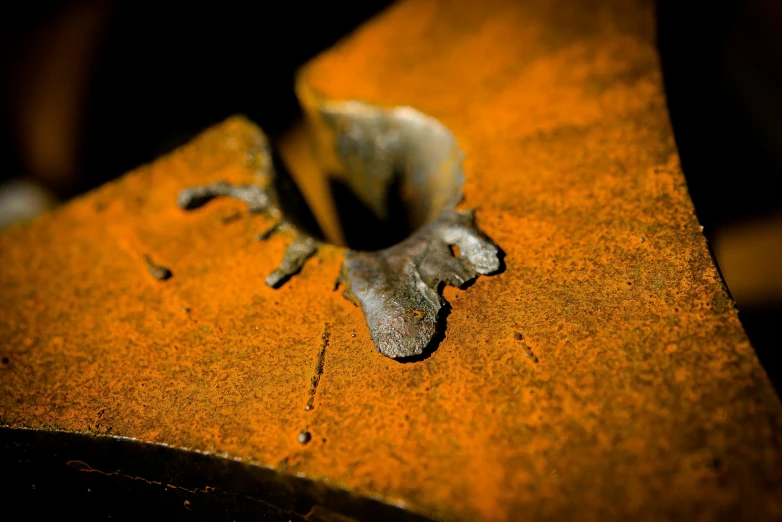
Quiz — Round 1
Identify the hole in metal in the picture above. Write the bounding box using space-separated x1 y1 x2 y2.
178 102 500 359
285 102 466 251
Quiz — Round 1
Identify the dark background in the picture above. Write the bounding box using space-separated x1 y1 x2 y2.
0 1 780 387
0 2 392 199
658 0 782 391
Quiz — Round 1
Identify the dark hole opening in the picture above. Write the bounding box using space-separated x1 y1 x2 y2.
329 174 414 252
278 102 468 252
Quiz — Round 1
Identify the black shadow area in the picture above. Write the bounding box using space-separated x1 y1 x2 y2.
657 0 782 394
0 427 434 522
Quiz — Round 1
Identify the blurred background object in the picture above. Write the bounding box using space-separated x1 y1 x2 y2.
0 0 393 204
713 215 782 307
0 177 57 229
0 0 780 388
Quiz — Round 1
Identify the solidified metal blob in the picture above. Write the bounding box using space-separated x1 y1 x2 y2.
177 182 270 213
265 235 318 288
340 209 499 359
178 102 502 359
178 181 319 289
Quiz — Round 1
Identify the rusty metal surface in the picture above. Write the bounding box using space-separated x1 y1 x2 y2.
2 0 782 521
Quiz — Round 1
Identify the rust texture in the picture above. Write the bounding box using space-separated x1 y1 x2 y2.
1 0 782 520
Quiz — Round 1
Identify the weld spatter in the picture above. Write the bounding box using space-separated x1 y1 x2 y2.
265 235 317 288
178 180 319 289
177 182 271 214
340 209 499 359
178 178 501 358
178 104 503 360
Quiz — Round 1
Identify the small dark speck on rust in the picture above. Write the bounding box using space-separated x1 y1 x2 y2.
143 255 172 281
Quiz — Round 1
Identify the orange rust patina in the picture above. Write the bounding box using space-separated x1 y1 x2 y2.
2 0 782 520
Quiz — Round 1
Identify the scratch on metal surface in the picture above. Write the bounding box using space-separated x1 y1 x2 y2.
265 235 318 289
65 459 299 516
306 327 330 411
66 459 216 494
